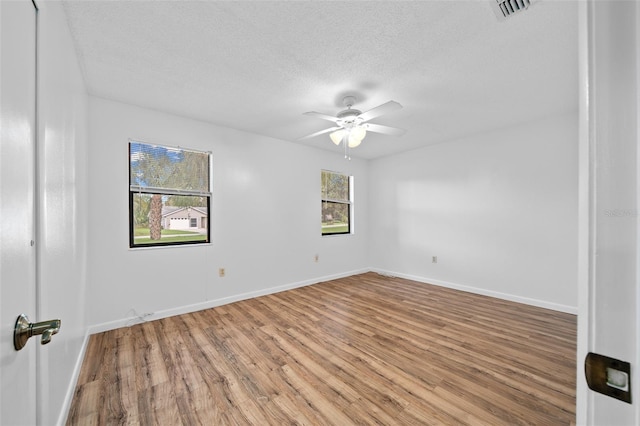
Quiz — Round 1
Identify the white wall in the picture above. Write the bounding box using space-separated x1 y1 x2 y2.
36 1 89 424
87 97 369 329
369 112 579 312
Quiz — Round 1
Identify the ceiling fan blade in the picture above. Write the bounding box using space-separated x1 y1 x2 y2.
358 100 402 122
364 123 406 136
297 126 342 141
303 111 340 123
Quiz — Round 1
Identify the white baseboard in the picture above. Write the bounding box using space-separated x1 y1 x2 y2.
369 268 578 315
88 267 576 336
88 268 369 335
56 329 91 426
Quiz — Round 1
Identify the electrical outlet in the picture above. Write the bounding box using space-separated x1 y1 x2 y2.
432 256 438 263
314 254 319 263
219 268 225 277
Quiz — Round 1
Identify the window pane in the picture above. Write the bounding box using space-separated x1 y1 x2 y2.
131 193 209 247
321 170 349 202
322 202 350 235
130 142 210 193
129 141 211 248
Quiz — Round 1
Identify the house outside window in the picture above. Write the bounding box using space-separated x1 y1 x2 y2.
321 170 352 235
129 141 211 247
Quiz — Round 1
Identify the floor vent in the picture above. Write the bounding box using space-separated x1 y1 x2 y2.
491 0 535 20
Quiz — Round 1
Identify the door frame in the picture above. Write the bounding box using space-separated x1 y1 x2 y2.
576 2 590 422
577 1 640 424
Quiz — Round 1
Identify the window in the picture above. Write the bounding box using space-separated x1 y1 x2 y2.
129 141 211 247
321 170 352 235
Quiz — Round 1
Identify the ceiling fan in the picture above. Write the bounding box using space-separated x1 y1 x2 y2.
299 95 406 158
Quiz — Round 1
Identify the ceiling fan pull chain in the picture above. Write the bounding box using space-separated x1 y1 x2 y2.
344 135 347 159
344 135 351 160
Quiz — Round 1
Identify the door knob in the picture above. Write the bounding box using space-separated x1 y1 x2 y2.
14 314 61 351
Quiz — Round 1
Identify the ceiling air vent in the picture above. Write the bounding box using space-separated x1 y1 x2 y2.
491 0 536 21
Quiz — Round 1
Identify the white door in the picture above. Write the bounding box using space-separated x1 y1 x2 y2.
578 1 640 424
0 0 38 424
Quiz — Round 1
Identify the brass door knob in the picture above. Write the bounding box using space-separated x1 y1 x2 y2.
14 314 61 351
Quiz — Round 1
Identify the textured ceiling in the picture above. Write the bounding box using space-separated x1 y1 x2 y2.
62 0 578 159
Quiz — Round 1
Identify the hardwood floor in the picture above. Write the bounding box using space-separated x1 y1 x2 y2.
67 273 576 425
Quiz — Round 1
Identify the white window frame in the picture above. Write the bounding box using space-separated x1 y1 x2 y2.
321 169 353 236
129 140 212 248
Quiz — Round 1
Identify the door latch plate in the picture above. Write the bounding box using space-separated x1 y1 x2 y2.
585 352 632 404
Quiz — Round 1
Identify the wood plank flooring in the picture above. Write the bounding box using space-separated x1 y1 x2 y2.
67 273 576 425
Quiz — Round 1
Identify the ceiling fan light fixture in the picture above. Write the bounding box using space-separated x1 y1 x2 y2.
347 136 362 148
330 129 345 145
331 126 366 148
329 127 367 148
352 126 366 140
348 126 366 148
